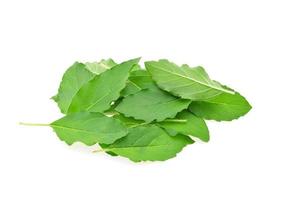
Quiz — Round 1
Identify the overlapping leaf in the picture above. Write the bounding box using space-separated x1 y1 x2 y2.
53 62 95 114
145 60 235 100
23 57 251 163
121 70 158 96
53 59 117 114
113 112 209 141
189 89 252 121
115 87 191 122
113 113 145 128
102 125 194 162
68 58 140 113
85 58 117 75
158 110 209 142
51 112 127 145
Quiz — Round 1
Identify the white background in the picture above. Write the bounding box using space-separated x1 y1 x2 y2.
1 0 295 199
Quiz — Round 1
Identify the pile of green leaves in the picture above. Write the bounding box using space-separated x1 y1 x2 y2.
30 58 252 162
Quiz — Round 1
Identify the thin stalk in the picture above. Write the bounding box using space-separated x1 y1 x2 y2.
128 122 150 128
19 122 50 127
162 119 187 123
92 149 106 153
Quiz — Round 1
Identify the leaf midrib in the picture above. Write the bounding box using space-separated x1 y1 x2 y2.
149 65 234 94
51 124 122 136
128 80 141 89
85 91 110 111
199 100 248 107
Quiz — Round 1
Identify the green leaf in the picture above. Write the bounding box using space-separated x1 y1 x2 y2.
158 110 209 142
113 114 146 128
121 70 158 96
85 59 117 75
103 99 122 116
102 125 194 162
115 88 191 122
189 90 252 121
100 113 144 157
51 112 128 145
145 59 235 100
51 94 59 102
113 113 207 142
131 64 141 71
99 143 118 157
68 58 140 113
54 62 95 114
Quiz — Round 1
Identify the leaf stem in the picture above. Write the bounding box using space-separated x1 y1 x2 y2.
19 122 50 127
128 122 150 128
92 149 105 153
163 119 187 123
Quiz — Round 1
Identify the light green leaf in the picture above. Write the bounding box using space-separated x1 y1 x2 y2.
68 58 140 113
85 59 117 75
158 110 209 142
131 64 141 71
145 60 234 100
51 94 59 102
189 90 252 121
121 70 158 96
54 62 95 114
103 125 194 162
115 88 191 122
51 112 128 145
